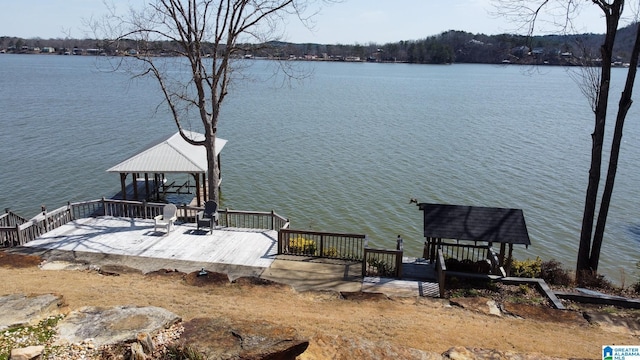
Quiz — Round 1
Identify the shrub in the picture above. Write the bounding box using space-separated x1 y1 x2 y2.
366 257 395 277
540 259 573 286
164 344 205 360
288 236 317 256
0 315 63 360
323 246 340 258
510 257 542 278
577 270 613 289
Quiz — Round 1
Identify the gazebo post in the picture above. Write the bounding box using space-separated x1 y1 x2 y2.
132 173 139 200
201 173 207 202
506 243 514 276
193 173 202 207
144 173 150 200
119 173 127 200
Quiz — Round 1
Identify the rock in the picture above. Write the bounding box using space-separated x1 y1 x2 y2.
0 294 63 330
450 297 501 317
442 346 564 360
443 346 478 360
130 342 147 360
137 332 155 353
55 306 181 347
304 334 440 360
39 260 89 271
10 345 45 360
584 311 640 335
180 317 309 360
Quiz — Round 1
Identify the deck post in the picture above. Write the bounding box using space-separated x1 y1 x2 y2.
15 223 22 247
225 208 230 227
102 197 108 216
41 205 48 233
396 236 403 278
271 210 275 230
67 202 73 221
277 230 283 254
142 200 148 219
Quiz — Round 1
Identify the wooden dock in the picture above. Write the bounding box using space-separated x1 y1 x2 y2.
18 215 440 297
23 216 277 269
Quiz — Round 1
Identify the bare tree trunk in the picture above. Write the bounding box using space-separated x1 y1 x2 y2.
589 21 640 272
576 1 621 281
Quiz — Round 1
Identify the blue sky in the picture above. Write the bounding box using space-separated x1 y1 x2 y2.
0 0 607 44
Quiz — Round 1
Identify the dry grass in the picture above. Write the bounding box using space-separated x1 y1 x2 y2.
0 257 634 359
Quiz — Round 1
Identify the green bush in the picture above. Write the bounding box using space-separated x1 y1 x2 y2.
540 259 573 286
366 257 395 277
510 257 542 278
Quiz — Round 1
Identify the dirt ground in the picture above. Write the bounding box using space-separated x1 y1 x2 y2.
0 252 636 359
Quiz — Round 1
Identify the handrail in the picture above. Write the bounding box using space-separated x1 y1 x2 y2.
436 248 447 298
362 247 403 278
278 228 365 260
1 198 289 248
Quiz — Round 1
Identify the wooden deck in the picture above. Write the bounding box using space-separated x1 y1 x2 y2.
23 216 277 269
18 216 441 297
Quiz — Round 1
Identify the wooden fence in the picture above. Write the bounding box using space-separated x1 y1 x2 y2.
1 199 290 248
278 229 366 261
362 237 403 278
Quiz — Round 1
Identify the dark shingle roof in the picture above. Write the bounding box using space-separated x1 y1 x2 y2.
417 203 531 246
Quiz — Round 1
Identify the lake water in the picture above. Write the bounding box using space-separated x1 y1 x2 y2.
1 54 639 282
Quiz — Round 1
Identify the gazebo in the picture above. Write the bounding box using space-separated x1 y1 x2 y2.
107 131 227 207
417 203 531 276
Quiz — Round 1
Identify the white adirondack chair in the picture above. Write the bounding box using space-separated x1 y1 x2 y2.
154 204 177 234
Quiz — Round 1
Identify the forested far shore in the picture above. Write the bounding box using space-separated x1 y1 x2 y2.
1 23 637 65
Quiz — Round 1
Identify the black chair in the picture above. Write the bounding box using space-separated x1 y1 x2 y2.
197 200 219 233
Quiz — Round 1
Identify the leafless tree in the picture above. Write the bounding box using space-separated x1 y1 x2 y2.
95 0 330 204
494 0 640 283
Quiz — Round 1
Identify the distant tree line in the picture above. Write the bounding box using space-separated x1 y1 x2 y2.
2 23 638 65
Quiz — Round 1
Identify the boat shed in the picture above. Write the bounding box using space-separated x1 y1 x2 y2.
417 203 531 275
107 131 227 207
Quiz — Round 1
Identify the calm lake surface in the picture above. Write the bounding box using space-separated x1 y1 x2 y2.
1 54 639 281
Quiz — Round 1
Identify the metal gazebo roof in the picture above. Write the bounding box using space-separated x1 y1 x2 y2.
107 131 227 174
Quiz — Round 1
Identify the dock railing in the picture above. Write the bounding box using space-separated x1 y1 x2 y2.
1 199 290 248
362 236 403 278
438 241 505 276
436 248 447 298
278 229 365 261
